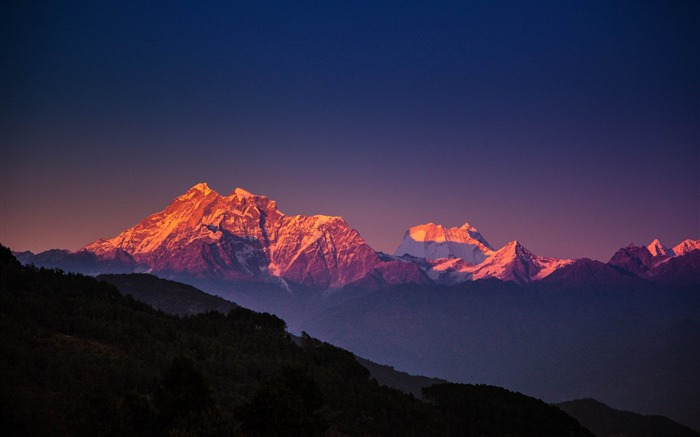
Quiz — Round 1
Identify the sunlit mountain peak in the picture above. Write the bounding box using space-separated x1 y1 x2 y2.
231 187 255 198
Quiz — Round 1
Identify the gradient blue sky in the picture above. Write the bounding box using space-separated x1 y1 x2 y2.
2 0 698 261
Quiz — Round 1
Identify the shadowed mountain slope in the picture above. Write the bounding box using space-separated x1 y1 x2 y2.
97 273 238 316
556 398 699 437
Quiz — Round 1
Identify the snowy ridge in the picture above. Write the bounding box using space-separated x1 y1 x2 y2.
642 238 699 259
412 238 573 285
468 241 573 283
647 239 675 257
395 223 495 264
672 239 700 256
394 221 574 284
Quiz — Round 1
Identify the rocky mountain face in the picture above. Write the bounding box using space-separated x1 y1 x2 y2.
672 239 700 256
395 223 495 264
467 240 573 283
607 239 700 285
79 183 425 289
647 238 675 258
651 250 700 286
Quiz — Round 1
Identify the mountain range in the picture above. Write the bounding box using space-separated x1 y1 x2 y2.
14 183 700 288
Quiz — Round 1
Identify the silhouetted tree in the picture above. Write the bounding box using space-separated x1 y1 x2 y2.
238 367 326 436
154 356 214 432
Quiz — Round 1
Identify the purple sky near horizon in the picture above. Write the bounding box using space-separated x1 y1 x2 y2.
1 0 698 261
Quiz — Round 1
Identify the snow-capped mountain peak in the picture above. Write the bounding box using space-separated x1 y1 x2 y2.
501 240 525 254
468 240 572 283
232 187 255 198
394 221 574 285
647 239 674 257
410 237 572 285
672 239 700 256
459 222 493 245
395 222 495 264
179 182 216 199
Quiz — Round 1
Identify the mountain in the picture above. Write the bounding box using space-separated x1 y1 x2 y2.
394 223 572 284
607 239 700 285
609 244 656 277
540 258 647 289
404 237 573 285
395 222 495 264
647 238 675 258
38 183 423 289
393 220 578 284
673 239 700 256
397 229 700 286
651 250 700 285
13 248 139 275
556 398 700 437
467 240 573 284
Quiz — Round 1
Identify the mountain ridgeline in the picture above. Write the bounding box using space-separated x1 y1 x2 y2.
16 183 700 289
0 245 596 436
16 183 428 289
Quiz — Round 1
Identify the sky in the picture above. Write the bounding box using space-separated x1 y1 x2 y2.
1 0 698 261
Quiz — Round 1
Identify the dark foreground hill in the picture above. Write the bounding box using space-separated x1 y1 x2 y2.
97 273 238 316
0 245 592 436
556 398 700 437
